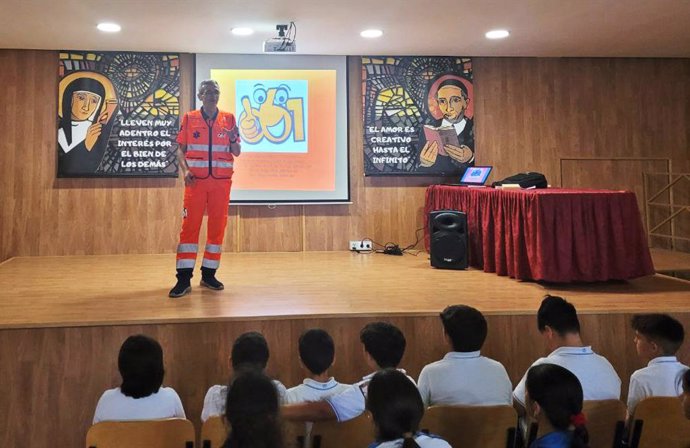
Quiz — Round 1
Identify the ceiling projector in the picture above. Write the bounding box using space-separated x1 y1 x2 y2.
264 23 296 53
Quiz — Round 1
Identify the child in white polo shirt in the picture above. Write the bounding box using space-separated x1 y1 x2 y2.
418 304 512 407
201 331 287 422
93 335 186 423
627 313 687 417
513 295 621 414
286 328 350 404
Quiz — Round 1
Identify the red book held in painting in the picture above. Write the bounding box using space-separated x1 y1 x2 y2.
423 124 458 156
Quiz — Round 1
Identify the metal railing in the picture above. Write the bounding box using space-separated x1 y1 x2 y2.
643 173 690 249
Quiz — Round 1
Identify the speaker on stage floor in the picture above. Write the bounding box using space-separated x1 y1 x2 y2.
429 210 468 270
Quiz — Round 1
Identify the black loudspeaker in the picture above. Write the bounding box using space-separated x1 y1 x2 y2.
429 210 468 270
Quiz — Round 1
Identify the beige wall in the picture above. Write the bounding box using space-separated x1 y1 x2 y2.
2 52 689 260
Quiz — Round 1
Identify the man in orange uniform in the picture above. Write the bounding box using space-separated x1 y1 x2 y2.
169 80 241 298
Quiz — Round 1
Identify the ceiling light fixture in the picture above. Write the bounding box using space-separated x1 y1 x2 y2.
485 29 510 39
232 27 254 36
97 22 121 33
360 29 383 38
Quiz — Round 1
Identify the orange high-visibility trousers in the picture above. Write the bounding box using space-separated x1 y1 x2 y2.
176 178 232 270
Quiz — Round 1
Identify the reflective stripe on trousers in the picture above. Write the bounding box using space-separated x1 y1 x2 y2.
175 178 232 270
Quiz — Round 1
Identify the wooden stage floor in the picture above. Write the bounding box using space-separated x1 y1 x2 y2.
1 251 689 329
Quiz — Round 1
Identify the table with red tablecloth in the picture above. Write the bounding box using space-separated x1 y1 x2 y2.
424 186 655 282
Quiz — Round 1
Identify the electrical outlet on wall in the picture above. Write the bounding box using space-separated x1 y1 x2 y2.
349 240 372 251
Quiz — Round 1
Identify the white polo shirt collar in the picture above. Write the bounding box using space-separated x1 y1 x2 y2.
444 351 481 360
301 377 340 390
648 356 679 366
550 346 594 356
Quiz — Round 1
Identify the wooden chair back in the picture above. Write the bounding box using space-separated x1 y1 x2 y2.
86 418 195 448
311 413 374 448
630 397 690 448
527 400 627 448
583 399 626 448
420 405 517 448
200 416 228 448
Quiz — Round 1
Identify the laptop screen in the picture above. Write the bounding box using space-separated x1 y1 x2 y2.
460 166 493 185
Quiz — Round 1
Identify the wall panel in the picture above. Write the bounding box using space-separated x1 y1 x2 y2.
2 53 689 260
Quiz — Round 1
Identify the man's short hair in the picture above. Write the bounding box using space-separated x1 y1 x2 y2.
360 322 406 368
632 314 685 355
118 334 165 399
232 332 270 371
436 78 468 99
440 305 488 352
198 79 220 94
299 329 335 375
537 295 581 335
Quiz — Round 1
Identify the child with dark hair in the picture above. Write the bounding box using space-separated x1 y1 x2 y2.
93 334 185 423
513 295 621 413
223 370 283 448
282 321 414 423
285 329 349 404
681 369 690 419
418 305 512 407
627 314 687 415
202 331 287 421
359 322 408 368
368 369 450 448
526 364 590 448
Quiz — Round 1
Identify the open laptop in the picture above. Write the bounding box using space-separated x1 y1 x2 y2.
458 166 493 186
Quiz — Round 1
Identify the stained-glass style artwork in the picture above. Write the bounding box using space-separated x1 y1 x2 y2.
57 51 180 177
362 57 474 176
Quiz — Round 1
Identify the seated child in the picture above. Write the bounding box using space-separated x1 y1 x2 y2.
202 331 287 421
627 313 687 416
418 304 512 407
514 295 621 413
222 370 283 448
285 328 350 403
368 369 451 448
93 334 185 423
525 363 589 448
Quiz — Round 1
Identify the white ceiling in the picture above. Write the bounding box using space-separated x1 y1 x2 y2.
2 0 690 57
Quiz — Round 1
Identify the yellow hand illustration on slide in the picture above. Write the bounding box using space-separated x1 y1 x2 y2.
238 88 298 144
239 97 262 143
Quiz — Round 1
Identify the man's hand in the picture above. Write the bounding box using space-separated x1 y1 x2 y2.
444 144 474 163
84 123 103 151
228 125 240 143
184 171 196 186
419 141 439 167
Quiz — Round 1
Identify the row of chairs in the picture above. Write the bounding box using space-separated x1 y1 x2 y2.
85 397 690 448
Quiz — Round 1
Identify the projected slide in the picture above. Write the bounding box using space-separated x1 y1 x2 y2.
197 55 349 203
234 79 308 152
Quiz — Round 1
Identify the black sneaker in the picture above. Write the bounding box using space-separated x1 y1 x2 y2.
168 281 191 298
200 267 224 290
169 268 193 298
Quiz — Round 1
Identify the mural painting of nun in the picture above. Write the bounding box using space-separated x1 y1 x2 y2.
57 71 118 176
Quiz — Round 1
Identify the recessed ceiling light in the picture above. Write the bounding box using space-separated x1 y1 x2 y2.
485 29 510 39
232 27 254 36
97 22 121 33
360 29 383 39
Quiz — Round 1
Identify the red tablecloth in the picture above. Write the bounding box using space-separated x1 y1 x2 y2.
424 186 655 282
